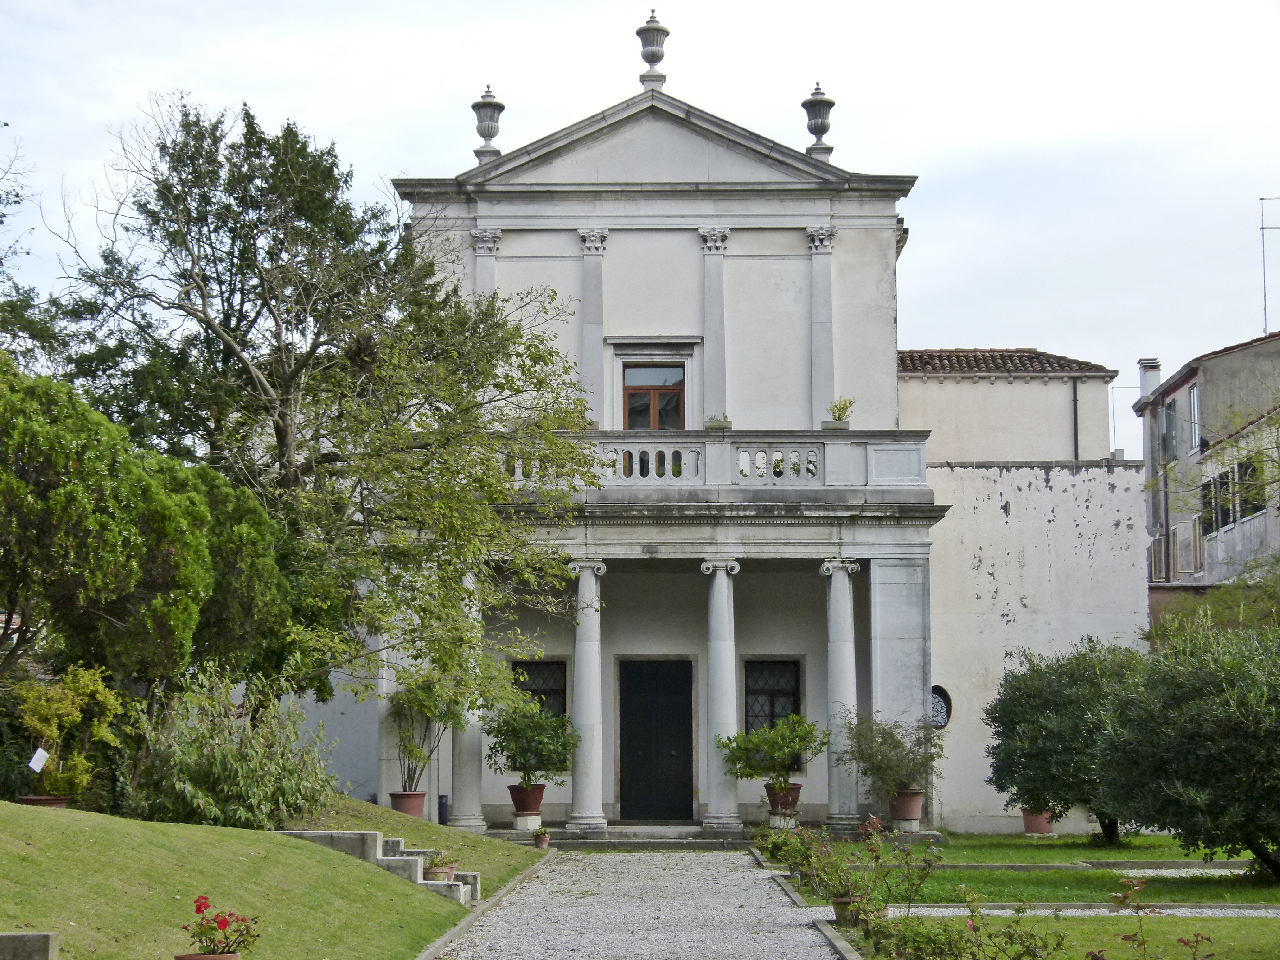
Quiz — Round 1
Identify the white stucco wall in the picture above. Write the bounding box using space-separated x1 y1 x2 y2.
899 376 1112 462
926 462 1149 832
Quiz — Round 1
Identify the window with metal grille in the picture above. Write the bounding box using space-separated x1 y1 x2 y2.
1215 470 1234 530
512 660 567 716
744 661 800 733
930 686 952 729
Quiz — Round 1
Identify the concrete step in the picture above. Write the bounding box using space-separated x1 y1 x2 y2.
277 830 478 905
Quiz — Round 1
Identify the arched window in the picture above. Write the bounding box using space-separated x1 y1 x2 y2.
930 685 952 729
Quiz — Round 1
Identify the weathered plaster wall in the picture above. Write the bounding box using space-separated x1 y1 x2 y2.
926 462 1148 832
899 377 1112 462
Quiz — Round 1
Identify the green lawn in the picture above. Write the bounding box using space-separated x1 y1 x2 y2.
0 801 466 960
844 916 1280 959
283 793 542 894
935 831 1248 865
917 869 1280 904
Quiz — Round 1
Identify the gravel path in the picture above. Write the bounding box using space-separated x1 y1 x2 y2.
440 851 835 960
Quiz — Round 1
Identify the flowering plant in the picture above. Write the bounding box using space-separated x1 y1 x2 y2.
182 895 261 955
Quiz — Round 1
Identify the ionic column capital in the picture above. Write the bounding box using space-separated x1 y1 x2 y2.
569 559 607 578
579 228 609 254
820 559 861 576
470 227 502 255
806 225 838 253
698 226 730 253
701 559 740 576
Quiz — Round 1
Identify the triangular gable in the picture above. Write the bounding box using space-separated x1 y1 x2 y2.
459 90 852 186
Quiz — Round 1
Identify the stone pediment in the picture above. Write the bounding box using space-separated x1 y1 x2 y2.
460 90 855 187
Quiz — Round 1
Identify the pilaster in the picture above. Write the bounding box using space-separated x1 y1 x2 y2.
807 225 837 429
699 227 730 423
579 228 609 426
471 228 501 297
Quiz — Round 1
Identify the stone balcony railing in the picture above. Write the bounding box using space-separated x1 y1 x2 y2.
589 430 928 489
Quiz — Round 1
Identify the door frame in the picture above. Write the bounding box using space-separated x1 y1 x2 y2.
612 654 699 822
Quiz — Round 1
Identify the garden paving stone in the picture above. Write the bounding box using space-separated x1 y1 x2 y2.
439 851 836 959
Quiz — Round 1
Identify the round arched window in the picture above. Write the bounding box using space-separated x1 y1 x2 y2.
930 685 952 729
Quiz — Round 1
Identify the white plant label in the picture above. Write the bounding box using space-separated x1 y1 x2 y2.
28 748 48 773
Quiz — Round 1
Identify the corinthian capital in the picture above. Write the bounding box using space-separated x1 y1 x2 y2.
471 228 502 255
698 226 730 253
579 228 609 255
806 225 838 253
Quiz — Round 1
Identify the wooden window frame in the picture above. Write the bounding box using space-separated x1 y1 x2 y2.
623 365 685 431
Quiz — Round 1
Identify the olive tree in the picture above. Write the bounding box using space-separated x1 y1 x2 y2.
1096 616 1280 878
983 638 1143 843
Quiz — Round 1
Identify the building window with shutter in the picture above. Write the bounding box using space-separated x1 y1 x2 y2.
512 660 567 716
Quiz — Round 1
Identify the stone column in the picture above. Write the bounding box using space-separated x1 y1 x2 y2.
821 559 861 833
579 228 609 426
471 228 501 297
701 559 742 832
450 711 487 833
568 560 608 835
699 227 730 422
807 225 837 429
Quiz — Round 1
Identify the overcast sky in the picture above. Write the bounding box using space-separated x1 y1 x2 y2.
4 0 1280 455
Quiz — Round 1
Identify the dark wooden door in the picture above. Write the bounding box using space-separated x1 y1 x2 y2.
619 660 694 821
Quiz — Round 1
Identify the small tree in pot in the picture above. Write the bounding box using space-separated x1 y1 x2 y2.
716 714 831 827
482 699 579 829
835 711 945 831
386 671 467 818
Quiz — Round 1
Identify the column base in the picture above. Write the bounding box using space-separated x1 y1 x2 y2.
700 815 744 835
449 816 489 835
565 815 609 837
824 815 861 839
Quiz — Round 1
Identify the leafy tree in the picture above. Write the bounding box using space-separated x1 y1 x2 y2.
983 638 1142 843
1096 616 1280 878
13 664 122 798
1151 552 1280 634
68 95 597 689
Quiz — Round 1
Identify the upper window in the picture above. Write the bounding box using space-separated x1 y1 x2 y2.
624 365 684 430
1188 383 1200 451
745 661 800 734
512 660 567 716
1160 400 1178 461
1238 458 1268 520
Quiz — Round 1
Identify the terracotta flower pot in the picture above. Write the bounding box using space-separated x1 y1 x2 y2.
508 783 545 815
534 833 551 849
175 954 240 959
426 862 458 882
1021 808 1054 834
388 791 426 817
763 782 802 813
16 796 70 808
831 897 853 926
888 789 925 821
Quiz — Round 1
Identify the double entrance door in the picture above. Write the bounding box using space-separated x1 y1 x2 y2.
618 660 693 821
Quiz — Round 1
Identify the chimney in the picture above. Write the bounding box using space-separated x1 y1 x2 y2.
1138 358 1162 398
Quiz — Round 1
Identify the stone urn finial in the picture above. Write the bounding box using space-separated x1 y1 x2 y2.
472 85 505 164
801 83 835 161
637 10 669 91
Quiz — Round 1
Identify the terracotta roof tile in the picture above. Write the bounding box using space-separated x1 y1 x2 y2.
897 348 1115 377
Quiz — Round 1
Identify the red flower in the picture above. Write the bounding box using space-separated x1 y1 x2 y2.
216 915 230 931
194 896 210 915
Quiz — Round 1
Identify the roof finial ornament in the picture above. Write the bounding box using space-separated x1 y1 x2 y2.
801 83 835 162
637 10 669 91
471 84 505 165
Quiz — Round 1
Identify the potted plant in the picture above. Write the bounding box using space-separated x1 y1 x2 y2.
482 700 579 830
835 711 946 832
1021 808 1054 834
532 826 551 850
822 397 855 430
178 895 259 958
14 665 122 808
715 714 832 828
386 672 465 818
425 851 459 882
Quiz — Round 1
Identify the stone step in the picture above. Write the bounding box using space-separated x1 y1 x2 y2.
277 830 477 905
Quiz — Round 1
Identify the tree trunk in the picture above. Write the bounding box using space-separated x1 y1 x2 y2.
1246 840 1280 880
1098 816 1121 845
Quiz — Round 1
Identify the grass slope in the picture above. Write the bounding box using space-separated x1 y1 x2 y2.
284 794 541 895
0 801 466 960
